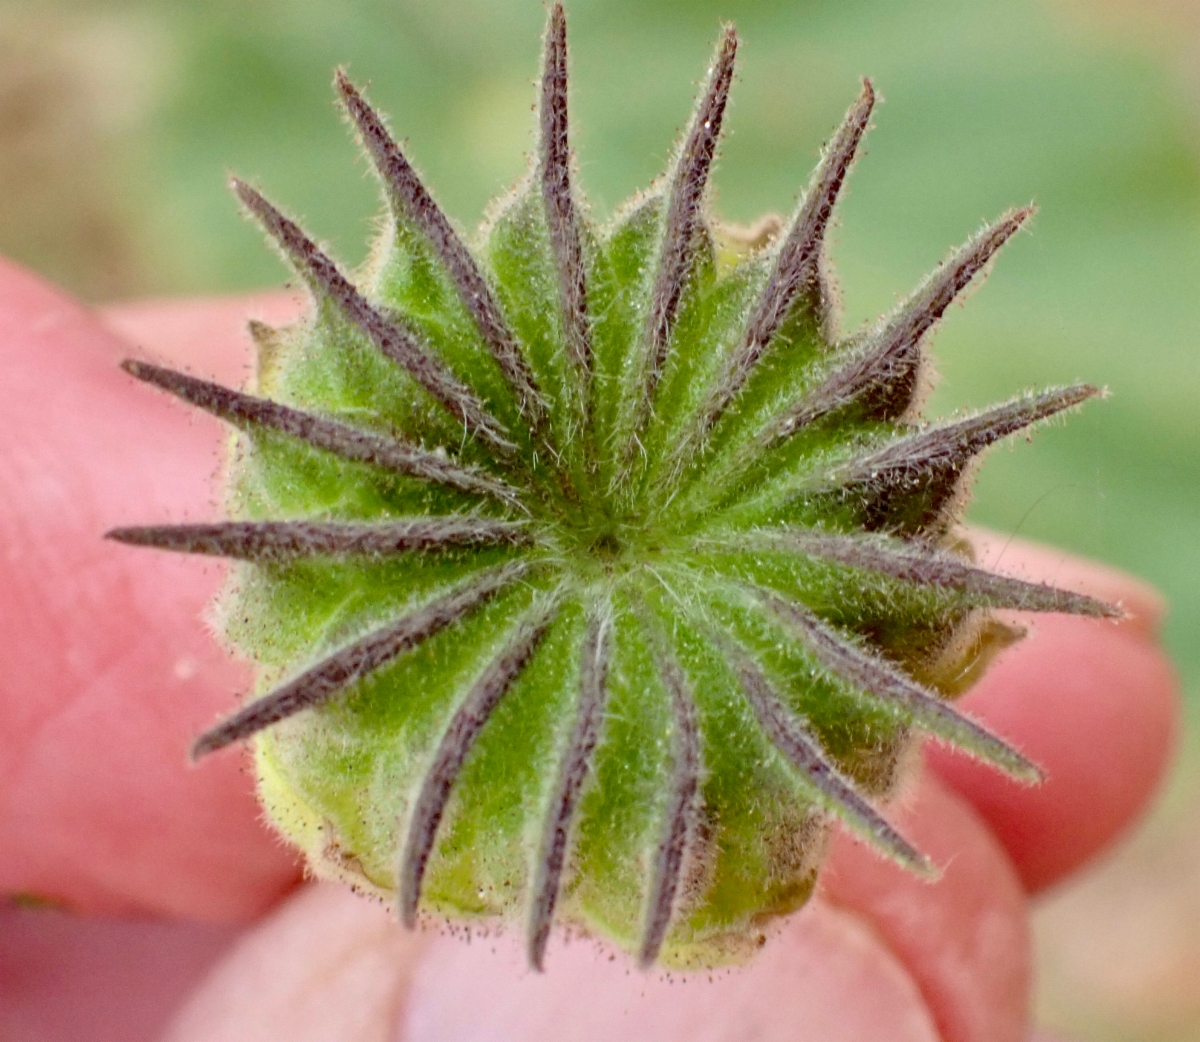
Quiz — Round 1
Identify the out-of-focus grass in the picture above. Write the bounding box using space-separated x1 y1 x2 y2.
1 0 1197 1035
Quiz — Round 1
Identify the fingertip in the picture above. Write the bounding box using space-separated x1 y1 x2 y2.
823 775 1032 1042
100 290 303 388
0 265 302 919
928 615 1180 893
163 885 426 1042
966 527 1167 641
404 900 942 1042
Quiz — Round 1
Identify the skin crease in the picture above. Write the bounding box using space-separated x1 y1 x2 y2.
0 260 1179 1041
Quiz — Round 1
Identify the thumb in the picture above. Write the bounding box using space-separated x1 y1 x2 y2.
0 260 299 920
163 883 943 1042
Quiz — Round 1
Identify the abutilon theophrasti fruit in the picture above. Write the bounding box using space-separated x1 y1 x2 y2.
111 6 1115 969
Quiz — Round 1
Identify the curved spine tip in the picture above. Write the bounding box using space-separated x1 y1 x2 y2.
758 205 1039 449
746 528 1120 619
639 623 703 968
118 359 524 506
105 518 531 562
539 1 594 418
821 384 1100 534
400 597 559 934
228 179 519 460
719 631 930 874
675 77 877 471
192 562 530 760
527 610 611 971
332 70 550 441
624 24 738 459
753 586 1043 783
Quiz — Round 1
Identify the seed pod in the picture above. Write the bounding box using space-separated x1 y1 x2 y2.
111 5 1114 969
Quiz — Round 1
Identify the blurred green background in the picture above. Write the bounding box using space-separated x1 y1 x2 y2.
1 0 1196 1038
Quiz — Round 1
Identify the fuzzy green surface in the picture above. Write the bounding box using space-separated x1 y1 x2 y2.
214 144 1008 963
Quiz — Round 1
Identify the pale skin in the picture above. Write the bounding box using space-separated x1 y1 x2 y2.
0 257 1180 1041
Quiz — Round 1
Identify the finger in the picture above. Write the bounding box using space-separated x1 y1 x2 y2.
966 527 1166 640
409 902 948 1042
822 774 1031 1042
0 260 301 919
163 885 427 1042
99 290 301 384
927 614 1177 893
927 531 1180 893
0 901 239 1042
166 886 944 1042
159 771 1029 1042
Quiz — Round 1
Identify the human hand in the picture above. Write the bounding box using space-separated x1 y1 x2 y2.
0 258 1179 1042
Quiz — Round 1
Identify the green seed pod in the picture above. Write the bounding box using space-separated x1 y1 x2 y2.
111 5 1114 970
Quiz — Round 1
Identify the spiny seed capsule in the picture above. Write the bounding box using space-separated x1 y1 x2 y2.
110 5 1115 970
